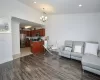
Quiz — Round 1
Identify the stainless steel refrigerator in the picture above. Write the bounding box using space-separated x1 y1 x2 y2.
20 33 26 48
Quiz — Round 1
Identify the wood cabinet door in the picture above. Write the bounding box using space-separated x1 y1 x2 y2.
24 31 27 35
30 31 32 37
31 41 44 54
26 31 29 36
28 31 32 37
30 29 45 37
37 29 45 36
42 29 45 36
31 30 36 36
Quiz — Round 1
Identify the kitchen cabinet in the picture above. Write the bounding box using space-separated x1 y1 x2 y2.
36 29 45 36
26 31 31 37
31 29 45 37
31 30 36 36
30 41 45 54
39 28 45 36
23 31 31 37
21 28 45 37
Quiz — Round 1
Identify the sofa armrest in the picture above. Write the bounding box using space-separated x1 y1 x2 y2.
58 46 64 55
98 50 100 58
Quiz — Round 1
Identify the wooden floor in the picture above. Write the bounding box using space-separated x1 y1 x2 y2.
0 53 100 80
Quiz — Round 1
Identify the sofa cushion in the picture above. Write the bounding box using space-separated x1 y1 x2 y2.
65 47 72 52
74 45 82 53
72 41 85 54
71 52 83 58
98 52 100 57
82 54 100 70
84 42 99 56
62 50 71 55
64 40 73 47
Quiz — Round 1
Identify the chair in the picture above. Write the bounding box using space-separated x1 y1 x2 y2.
58 40 73 58
43 40 53 55
43 40 59 55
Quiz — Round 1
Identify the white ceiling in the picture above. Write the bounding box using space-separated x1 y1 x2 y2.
18 0 100 14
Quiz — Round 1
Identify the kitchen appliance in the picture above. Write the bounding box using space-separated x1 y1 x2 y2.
20 33 26 48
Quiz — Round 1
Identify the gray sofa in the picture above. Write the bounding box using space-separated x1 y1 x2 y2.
59 40 85 61
59 40 100 75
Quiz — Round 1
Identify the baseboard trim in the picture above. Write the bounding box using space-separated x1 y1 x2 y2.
0 58 13 65
13 53 21 59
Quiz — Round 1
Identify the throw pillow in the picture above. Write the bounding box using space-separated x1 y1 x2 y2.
65 47 72 52
85 43 98 56
74 46 82 53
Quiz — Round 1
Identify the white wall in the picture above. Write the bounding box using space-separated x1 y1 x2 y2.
0 17 13 64
46 13 100 47
12 20 20 55
0 0 43 25
0 34 13 63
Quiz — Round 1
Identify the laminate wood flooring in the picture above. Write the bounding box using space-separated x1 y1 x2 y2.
0 53 100 80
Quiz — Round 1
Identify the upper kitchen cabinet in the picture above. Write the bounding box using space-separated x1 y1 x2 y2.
21 28 45 37
31 30 36 37
27 31 31 37
31 28 45 37
37 28 45 36
24 31 31 37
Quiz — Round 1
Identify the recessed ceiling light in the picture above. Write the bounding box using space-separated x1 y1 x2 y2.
79 4 82 7
34 1 36 4
25 26 32 29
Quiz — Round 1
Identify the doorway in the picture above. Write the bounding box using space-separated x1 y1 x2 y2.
12 17 44 59
20 25 32 58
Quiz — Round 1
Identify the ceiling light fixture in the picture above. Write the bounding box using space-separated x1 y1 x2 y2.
79 4 82 7
34 1 36 4
40 8 48 22
25 26 32 29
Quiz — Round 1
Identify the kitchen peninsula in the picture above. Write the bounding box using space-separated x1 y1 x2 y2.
30 41 44 54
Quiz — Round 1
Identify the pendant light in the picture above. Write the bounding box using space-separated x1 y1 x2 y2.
40 8 48 22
